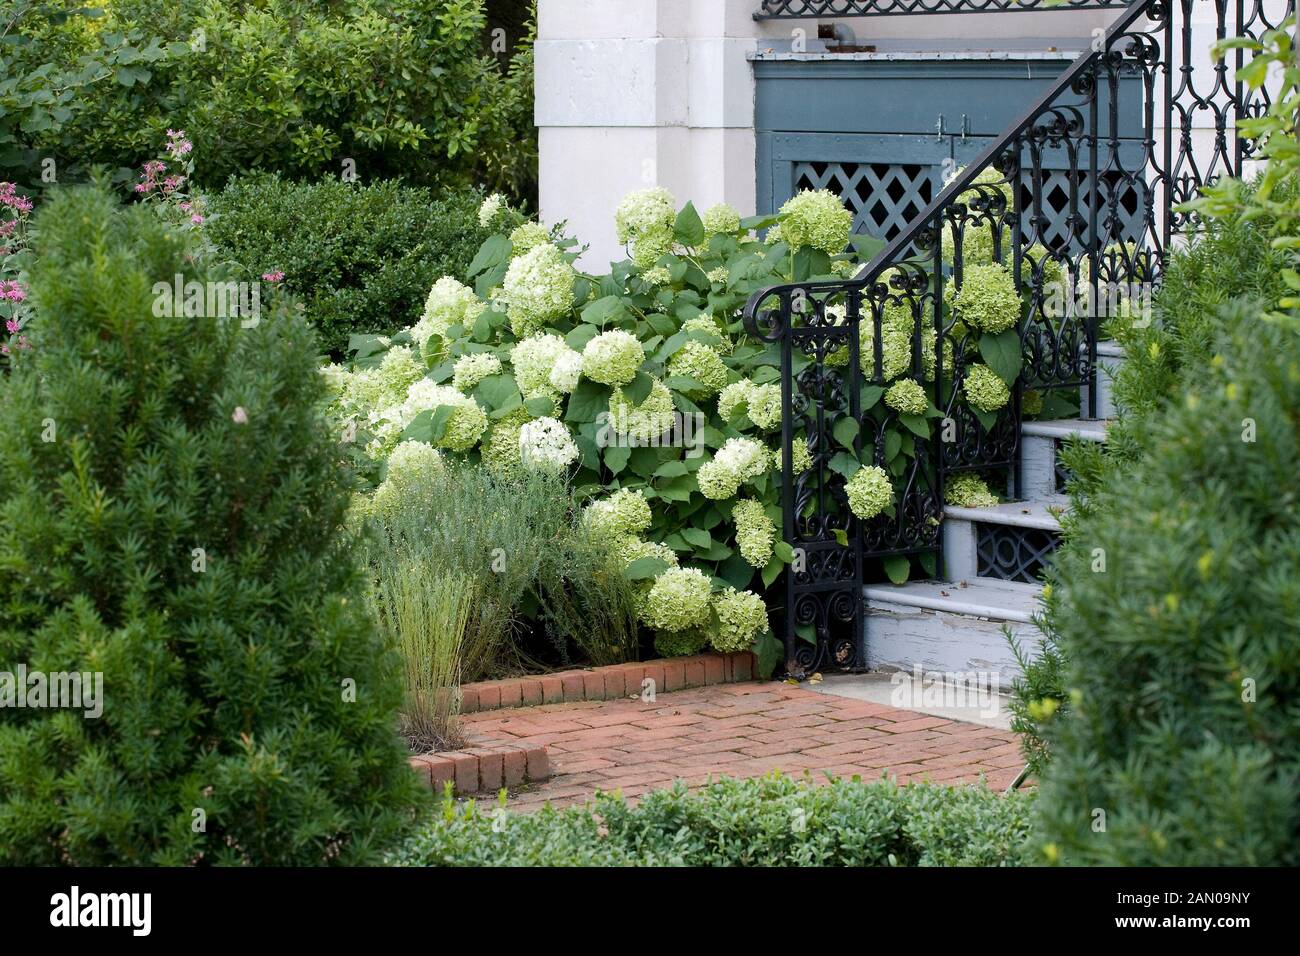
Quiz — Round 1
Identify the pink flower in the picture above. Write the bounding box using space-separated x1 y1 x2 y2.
261 271 285 283
5 319 19 334
232 406 249 424
190 214 205 225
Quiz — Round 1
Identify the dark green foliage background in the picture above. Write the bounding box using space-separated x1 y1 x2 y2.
1 0 538 204
207 176 490 356
0 186 420 864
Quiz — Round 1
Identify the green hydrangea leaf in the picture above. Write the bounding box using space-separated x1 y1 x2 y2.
674 202 706 247
883 555 911 585
625 557 671 580
979 328 1023 384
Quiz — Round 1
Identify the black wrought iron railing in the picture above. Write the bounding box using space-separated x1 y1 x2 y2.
744 0 1294 674
755 0 1129 18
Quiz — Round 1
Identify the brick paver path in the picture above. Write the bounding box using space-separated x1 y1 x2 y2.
461 681 1023 811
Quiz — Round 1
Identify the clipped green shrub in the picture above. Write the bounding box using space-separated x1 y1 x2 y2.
0 185 420 865
1028 297 1300 865
1009 182 1293 774
390 773 1035 866
207 177 490 356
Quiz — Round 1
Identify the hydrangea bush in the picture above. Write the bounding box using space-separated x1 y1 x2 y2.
325 184 1025 670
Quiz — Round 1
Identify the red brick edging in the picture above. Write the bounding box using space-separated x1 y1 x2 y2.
407 652 758 796
409 742 549 796
458 651 756 715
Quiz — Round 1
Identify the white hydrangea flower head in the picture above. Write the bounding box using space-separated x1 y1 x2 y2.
548 349 584 394
884 378 929 416
732 499 776 568
451 352 503 392
608 377 676 442
395 379 488 452
615 187 677 269
778 189 853 255
511 333 572 398
790 438 813 475
642 266 672 287
962 363 1011 412
681 314 731 354
582 329 644 386
745 383 782 430
610 534 679 572
509 221 551 255
717 381 752 423
709 588 769 653
370 440 445 520
640 567 713 632
502 243 576 337
478 193 506 228
701 202 742 238
615 187 676 245
697 437 770 500
518 416 579 473
945 473 1001 508
331 345 425 418
950 262 1021 334
666 340 729 398
583 488 653 539
481 406 532 473
845 465 893 520
411 277 485 349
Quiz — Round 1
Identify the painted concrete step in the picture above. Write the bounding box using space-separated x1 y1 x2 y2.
863 578 1044 683
1021 417 1107 499
942 498 1066 583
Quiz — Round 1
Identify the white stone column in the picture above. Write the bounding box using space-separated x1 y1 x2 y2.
536 0 761 268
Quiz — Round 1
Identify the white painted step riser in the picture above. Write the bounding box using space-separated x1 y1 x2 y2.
1020 433 1059 502
865 603 1042 687
1079 347 1123 421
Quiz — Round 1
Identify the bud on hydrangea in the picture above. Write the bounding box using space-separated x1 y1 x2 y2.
583 488 652 539
962 363 1011 412
502 243 576 337
640 566 713 632
667 340 729 398
642 266 672 286
845 464 893 520
778 189 853 255
790 438 813 475
709 588 769 653
582 329 644 386
452 352 503 392
615 187 677 269
950 262 1020 334
411 277 485 349
884 378 929 415
732 499 776 568
945 473 1000 508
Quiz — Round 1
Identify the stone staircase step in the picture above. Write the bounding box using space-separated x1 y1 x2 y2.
863 578 1044 683
942 497 1065 583
1021 418 1108 498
